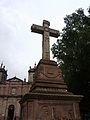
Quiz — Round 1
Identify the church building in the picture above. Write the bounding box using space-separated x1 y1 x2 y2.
0 63 35 120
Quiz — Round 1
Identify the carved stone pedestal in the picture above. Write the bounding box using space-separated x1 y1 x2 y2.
20 59 82 120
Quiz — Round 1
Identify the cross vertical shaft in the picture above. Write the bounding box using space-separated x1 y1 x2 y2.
31 20 60 60
42 20 50 59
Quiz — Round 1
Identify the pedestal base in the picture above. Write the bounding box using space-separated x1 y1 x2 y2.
20 59 82 120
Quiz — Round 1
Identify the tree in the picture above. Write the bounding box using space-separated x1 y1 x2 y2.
51 8 90 119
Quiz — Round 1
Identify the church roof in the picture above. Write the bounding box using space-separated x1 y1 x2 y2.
7 76 23 82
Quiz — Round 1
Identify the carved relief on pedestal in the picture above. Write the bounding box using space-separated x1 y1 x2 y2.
51 107 61 120
36 105 51 120
35 65 62 81
36 105 61 120
36 103 75 120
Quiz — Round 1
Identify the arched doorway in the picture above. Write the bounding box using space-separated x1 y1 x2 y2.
7 105 15 120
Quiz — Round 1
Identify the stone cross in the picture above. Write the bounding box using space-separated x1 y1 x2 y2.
31 20 60 60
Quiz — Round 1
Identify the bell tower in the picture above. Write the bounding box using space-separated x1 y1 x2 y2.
0 63 7 83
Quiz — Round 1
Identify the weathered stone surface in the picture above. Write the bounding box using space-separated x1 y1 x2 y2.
20 20 82 120
20 59 82 120
0 76 30 120
31 20 60 60
20 92 82 120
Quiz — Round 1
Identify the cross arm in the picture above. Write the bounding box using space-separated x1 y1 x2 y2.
31 24 44 34
50 28 60 38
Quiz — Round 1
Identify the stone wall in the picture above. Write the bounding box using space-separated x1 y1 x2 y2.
0 77 31 120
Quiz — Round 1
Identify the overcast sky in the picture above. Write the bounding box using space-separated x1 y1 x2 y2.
0 0 90 80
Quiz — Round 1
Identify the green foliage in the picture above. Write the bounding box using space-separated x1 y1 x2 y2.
51 7 90 115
